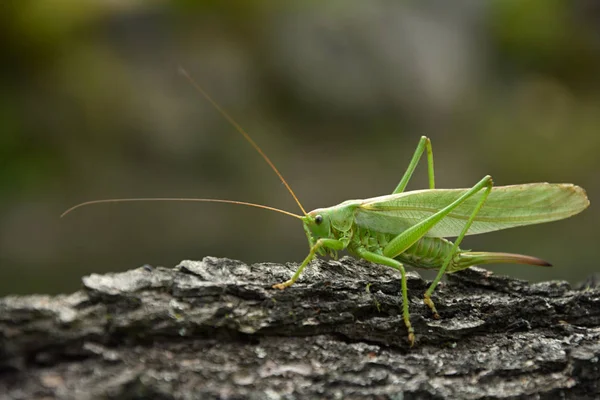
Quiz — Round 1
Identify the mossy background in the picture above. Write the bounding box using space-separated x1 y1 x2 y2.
1 1 598 294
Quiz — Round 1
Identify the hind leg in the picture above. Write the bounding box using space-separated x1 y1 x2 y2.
424 179 493 318
392 136 435 194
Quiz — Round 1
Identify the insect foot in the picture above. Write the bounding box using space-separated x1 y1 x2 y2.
424 294 441 319
272 281 293 290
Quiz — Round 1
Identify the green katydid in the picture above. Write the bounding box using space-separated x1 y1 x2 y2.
62 70 590 346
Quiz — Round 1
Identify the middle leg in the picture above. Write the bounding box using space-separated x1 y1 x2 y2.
355 247 415 347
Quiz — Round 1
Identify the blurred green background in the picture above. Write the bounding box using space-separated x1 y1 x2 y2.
1 0 598 295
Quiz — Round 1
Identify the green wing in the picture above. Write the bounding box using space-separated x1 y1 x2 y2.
356 183 589 238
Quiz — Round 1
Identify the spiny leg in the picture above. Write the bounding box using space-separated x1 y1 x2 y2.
355 248 415 347
273 238 344 289
424 178 493 318
382 175 493 319
393 136 435 194
384 175 493 259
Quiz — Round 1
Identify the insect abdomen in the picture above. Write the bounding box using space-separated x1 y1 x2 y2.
348 225 458 269
396 236 456 270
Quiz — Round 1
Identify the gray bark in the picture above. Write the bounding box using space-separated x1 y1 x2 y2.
1 256 599 399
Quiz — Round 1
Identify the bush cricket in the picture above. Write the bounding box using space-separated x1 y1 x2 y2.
63 70 590 346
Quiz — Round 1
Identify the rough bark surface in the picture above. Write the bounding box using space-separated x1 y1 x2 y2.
1 256 599 399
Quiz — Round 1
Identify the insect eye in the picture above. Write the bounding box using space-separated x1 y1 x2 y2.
315 215 323 224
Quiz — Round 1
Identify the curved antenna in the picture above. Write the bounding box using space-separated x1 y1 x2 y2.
179 67 307 216
61 198 304 220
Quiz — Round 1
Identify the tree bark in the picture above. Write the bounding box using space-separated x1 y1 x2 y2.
1 256 599 399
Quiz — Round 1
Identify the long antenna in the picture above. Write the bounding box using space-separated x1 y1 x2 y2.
178 67 307 215
61 198 303 219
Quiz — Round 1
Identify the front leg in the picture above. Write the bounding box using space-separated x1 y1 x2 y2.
273 238 345 289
